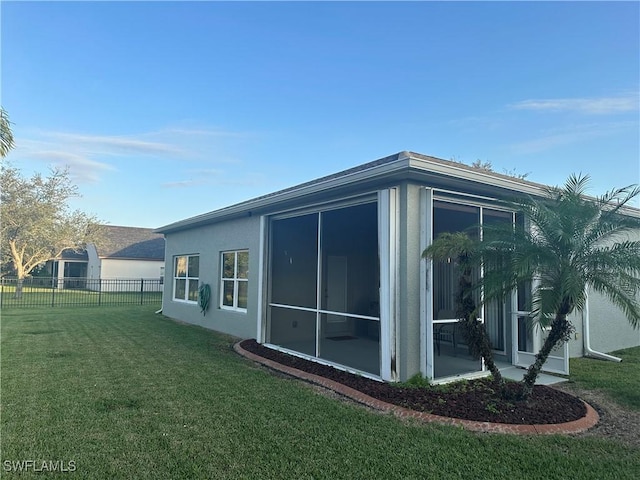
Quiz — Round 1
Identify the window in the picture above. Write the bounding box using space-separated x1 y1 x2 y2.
221 250 249 311
173 255 199 302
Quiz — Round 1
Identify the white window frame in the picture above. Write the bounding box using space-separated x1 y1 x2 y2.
220 250 249 312
173 254 199 303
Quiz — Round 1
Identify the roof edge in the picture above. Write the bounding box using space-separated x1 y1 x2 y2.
156 151 640 233
156 152 410 233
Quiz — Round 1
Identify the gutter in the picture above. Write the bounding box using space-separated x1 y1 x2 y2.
583 290 622 362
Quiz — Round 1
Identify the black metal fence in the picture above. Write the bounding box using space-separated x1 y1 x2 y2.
0 277 163 308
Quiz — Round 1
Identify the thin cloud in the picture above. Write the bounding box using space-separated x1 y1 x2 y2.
31 150 116 183
510 94 639 115
13 125 255 184
48 132 184 156
509 121 637 155
162 179 206 189
162 127 247 138
447 115 505 131
162 169 265 189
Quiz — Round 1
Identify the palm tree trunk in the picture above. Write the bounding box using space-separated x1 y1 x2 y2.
481 334 504 386
456 270 505 391
519 314 572 400
464 315 503 385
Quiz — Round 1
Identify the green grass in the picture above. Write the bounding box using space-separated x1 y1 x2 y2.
1 307 639 479
0 286 161 308
569 346 640 409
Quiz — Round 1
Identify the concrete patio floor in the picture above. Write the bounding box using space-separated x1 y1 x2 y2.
498 364 567 385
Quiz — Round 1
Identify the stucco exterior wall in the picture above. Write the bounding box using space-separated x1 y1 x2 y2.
162 215 261 340
100 259 164 279
567 228 640 357
395 182 424 381
583 289 640 354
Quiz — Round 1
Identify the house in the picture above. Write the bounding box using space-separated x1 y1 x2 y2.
48 225 165 290
156 151 640 383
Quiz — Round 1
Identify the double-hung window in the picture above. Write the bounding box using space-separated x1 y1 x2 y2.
173 255 199 302
221 250 248 311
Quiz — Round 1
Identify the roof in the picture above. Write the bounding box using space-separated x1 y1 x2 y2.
156 150 640 234
94 226 165 260
58 249 89 261
59 225 165 260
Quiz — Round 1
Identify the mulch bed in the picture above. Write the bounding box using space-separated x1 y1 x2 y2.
240 339 587 425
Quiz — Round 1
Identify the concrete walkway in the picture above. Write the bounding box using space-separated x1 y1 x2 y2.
499 365 567 385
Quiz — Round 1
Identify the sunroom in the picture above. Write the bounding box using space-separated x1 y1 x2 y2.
257 183 552 383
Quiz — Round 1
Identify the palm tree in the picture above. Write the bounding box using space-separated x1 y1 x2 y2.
423 232 505 388
481 174 640 399
1 107 15 158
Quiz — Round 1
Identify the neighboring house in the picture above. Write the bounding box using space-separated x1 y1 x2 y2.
156 151 640 383
48 225 165 290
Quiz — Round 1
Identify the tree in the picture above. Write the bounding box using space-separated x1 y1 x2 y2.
481 174 640 399
470 159 493 172
0 165 101 297
1 107 15 158
422 232 505 389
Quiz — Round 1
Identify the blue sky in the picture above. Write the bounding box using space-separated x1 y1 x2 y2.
2 1 639 228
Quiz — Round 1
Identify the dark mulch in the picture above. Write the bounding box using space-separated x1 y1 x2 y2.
240 339 587 425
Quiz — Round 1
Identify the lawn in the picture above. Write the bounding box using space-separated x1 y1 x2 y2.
569 346 640 410
1 306 638 479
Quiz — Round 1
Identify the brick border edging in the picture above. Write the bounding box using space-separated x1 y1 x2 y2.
233 341 599 435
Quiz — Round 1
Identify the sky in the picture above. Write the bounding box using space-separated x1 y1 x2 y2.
2 1 639 228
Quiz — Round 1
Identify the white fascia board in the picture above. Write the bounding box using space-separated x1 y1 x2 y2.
408 156 549 198
409 156 640 218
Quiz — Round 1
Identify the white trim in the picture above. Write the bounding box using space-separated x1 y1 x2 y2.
269 303 318 314
410 156 547 197
257 216 266 343
172 254 199 303
315 213 323 357
432 188 515 208
511 308 569 374
269 192 379 221
268 303 379 322
379 188 398 381
220 250 249 312
172 298 198 305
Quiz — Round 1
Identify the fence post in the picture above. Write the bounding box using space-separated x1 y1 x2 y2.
140 279 144 305
98 279 102 306
0 277 3 309
51 278 56 307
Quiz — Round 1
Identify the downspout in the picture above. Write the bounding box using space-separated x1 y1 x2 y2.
583 290 622 362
